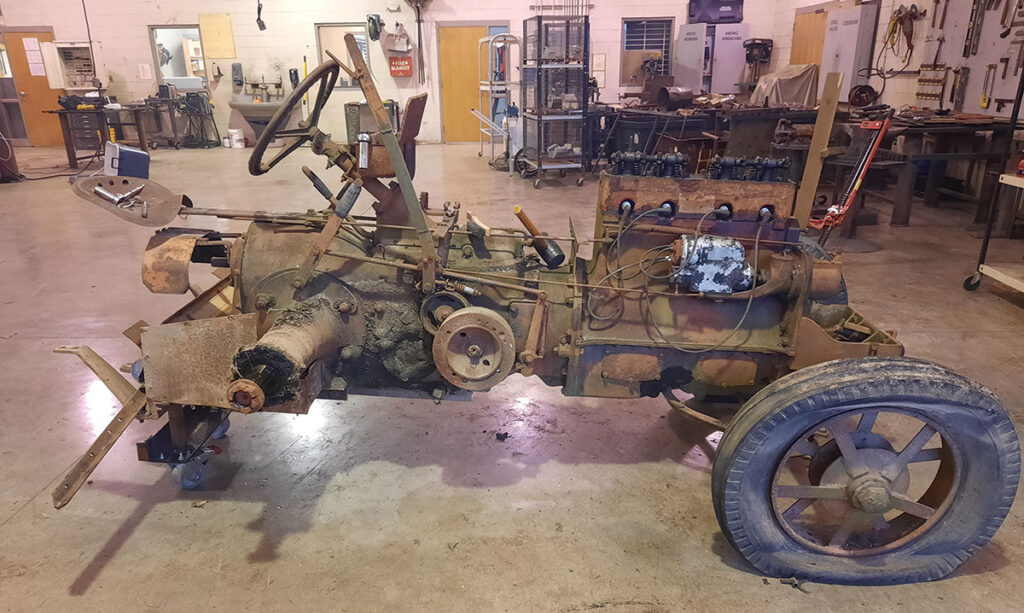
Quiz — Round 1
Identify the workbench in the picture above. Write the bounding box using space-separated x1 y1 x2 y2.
46 107 151 169
839 117 1015 228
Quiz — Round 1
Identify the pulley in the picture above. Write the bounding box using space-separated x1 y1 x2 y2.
432 307 515 391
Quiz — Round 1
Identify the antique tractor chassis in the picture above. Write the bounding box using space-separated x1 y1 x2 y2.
55 35 1019 585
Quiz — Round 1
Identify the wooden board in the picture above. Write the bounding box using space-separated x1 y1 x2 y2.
3 31 63 146
790 10 827 66
794 71 843 228
438 25 487 143
198 13 236 59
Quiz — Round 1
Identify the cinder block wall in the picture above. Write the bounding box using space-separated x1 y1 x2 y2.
0 0 779 141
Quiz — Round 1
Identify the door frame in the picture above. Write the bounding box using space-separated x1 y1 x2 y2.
435 20 510 143
0 26 57 147
147 24 204 86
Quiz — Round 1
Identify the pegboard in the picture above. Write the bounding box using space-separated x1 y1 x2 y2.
897 0 1024 116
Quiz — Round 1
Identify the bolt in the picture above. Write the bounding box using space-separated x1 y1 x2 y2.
462 244 474 259
254 294 276 310
466 344 483 358
402 272 415 285
336 300 352 314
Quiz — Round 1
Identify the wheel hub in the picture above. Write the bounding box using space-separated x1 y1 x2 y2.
847 476 892 514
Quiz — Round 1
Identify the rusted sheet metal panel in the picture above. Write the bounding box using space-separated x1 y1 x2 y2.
789 314 903 371
142 314 257 408
693 357 758 387
72 176 183 227
602 353 661 382
142 230 203 294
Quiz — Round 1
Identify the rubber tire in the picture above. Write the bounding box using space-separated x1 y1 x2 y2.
711 356 1020 585
963 274 982 291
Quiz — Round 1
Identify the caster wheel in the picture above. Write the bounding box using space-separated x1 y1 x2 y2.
712 357 1020 584
212 417 230 439
576 176 584 186
533 179 542 189
173 458 208 490
963 274 982 291
559 169 567 177
477 151 483 157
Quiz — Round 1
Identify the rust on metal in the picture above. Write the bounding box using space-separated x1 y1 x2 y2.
72 176 184 227
141 313 258 408
142 230 204 294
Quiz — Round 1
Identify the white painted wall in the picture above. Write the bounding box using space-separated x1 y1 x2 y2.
0 0 789 142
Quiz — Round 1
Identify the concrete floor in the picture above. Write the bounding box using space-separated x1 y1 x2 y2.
1 143 1023 611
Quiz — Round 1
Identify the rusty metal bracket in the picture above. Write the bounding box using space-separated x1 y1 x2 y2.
52 345 148 509
54 345 137 405
52 389 147 509
663 389 730 430
291 214 345 292
519 294 550 373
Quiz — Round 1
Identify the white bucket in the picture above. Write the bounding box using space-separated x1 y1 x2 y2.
228 128 245 149
222 137 231 148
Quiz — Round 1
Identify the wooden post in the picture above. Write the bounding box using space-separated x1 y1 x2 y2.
793 72 844 228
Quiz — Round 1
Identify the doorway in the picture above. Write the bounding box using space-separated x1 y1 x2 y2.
0 29 63 147
149 26 206 89
438 25 488 143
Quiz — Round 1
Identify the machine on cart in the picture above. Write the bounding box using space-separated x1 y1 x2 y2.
53 34 1020 587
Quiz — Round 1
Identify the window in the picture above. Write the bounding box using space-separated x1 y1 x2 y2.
315 23 370 89
621 18 673 85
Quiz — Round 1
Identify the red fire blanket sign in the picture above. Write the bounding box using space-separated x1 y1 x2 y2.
389 56 413 77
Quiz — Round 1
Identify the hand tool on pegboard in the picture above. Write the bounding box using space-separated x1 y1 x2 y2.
995 98 1015 111
1012 39 1024 76
965 0 986 57
981 64 997 109
951 67 969 112
1001 56 1010 78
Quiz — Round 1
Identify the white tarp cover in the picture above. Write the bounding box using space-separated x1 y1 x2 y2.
749 64 819 107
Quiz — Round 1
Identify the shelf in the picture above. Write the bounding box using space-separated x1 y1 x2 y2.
522 62 587 69
522 112 584 121
979 263 1024 293
998 173 1024 189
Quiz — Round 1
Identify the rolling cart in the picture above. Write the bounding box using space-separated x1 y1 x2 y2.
964 58 1024 296
519 15 589 188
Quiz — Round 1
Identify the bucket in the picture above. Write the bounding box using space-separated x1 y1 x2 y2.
228 128 245 149
222 137 231 148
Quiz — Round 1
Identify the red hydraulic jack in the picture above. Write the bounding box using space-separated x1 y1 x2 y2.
810 106 895 246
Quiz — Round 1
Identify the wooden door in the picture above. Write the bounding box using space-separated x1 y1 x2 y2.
790 11 827 66
438 26 487 142
3 31 63 146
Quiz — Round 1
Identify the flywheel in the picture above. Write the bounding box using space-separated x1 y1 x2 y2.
432 306 516 391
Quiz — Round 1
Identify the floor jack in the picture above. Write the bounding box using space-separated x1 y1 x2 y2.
809 106 895 246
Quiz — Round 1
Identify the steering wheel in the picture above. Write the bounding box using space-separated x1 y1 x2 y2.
248 60 340 176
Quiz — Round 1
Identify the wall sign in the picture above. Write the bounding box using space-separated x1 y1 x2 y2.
389 55 413 77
